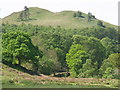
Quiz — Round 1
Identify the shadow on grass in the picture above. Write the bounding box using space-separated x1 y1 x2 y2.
2 61 39 76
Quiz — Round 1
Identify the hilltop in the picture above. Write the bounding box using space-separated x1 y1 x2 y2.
2 7 117 29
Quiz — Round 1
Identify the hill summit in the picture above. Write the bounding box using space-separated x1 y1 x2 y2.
2 7 116 29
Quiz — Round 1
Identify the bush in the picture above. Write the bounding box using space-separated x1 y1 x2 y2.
38 57 54 75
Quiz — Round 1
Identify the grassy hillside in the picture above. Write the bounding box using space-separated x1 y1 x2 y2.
2 63 118 88
0 18 2 25
2 7 119 88
2 7 116 29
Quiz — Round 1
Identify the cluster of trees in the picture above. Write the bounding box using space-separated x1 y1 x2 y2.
73 11 82 17
2 23 119 78
66 35 119 78
87 12 95 22
2 31 43 73
19 6 30 21
73 11 105 27
73 11 96 22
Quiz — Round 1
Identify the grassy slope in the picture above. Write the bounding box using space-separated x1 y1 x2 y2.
2 7 117 29
0 18 2 25
2 63 118 88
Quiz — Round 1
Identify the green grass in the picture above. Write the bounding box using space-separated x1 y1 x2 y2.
2 7 117 29
2 63 119 88
2 77 110 88
3 84 110 88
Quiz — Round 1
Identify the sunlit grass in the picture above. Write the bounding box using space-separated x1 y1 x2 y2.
2 64 118 88
2 7 117 29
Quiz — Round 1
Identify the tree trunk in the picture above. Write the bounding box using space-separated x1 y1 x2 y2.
18 59 21 66
53 71 56 76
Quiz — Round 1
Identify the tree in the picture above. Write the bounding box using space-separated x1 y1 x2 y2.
99 59 112 78
102 67 114 79
2 31 43 71
87 37 106 67
99 59 114 79
97 20 104 27
77 11 82 17
72 35 88 45
24 6 30 20
19 6 30 21
19 11 24 21
101 37 118 57
87 12 92 22
99 53 120 79
72 35 106 68
79 59 98 78
73 13 77 17
87 12 95 22
66 44 89 77
73 11 82 18
38 56 55 75
108 53 120 69
46 49 61 75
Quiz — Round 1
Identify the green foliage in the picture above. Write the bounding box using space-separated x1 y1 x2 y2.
1 6 118 80
81 26 117 40
87 37 106 67
99 54 120 79
73 11 82 18
2 23 117 40
67 35 107 77
101 37 118 57
72 35 88 45
99 59 112 75
66 44 89 77
87 12 92 22
38 57 54 75
102 67 114 79
2 23 118 79
97 20 104 27
79 59 98 78
72 35 106 67
87 12 95 22
2 31 43 72
108 53 120 69
40 32 72 67
2 31 30 64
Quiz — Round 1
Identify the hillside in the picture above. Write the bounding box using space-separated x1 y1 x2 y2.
0 18 2 24
2 63 118 88
2 7 117 29
2 7 119 89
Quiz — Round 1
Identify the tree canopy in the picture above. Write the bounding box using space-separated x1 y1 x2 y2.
2 23 118 79
2 31 43 72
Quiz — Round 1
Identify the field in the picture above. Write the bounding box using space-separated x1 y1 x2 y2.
2 64 118 88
